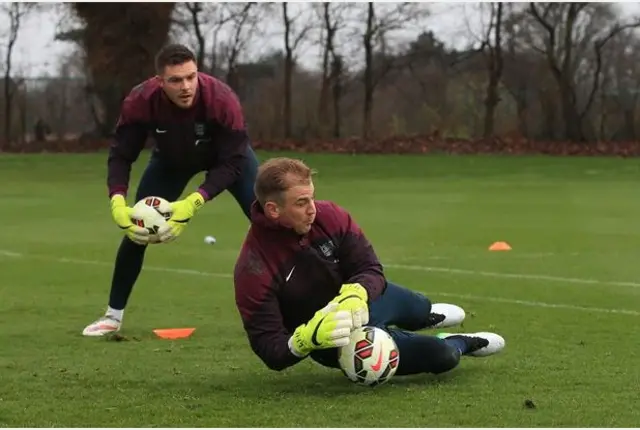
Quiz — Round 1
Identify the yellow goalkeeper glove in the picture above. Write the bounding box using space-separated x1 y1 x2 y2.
159 192 205 243
330 283 369 328
288 303 353 357
110 194 149 245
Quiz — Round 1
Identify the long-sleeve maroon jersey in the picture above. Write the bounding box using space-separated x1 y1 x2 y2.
107 72 249 200
234 200 386 371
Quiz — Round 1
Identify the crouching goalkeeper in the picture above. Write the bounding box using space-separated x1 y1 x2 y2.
233 157 505 376
82 44 258 336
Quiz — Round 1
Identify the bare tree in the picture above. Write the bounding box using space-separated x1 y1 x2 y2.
362 2 375 139
178 3 207 70
527 2 640 141
314 3 351 137
218 3 262 91
500 6 535 138
282 3 312 138
330 54 345 138
69 3 176 136
360 2 428 138
597 32 640 140
172 3 235 73
1 3 35 146
480 2 504 138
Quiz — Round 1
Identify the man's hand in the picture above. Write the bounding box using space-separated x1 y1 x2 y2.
159 192 205 243
288 303 353 357
110 194 149 245
330 283 369 329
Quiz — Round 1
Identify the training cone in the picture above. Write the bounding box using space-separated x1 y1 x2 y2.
489 241 512 251
153 328 196 339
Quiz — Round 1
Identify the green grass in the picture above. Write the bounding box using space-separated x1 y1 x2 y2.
1 151 639 427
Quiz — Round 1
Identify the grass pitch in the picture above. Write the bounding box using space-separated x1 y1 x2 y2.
0 151 639 427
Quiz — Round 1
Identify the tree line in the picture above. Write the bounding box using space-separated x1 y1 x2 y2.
2 2 640 148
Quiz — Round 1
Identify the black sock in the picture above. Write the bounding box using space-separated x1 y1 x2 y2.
108 238 147 310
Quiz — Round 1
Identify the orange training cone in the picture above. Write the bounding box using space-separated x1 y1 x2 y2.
489 241 512 251
153 328 196 339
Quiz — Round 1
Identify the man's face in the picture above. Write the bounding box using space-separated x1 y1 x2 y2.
158 60 198 108
266 178 317 235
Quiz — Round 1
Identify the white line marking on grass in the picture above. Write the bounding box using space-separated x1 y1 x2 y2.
56 256 233 278
0 249 231 278
384 263 640 289
398 252 581 261
433 292 640 316
1 249 637 316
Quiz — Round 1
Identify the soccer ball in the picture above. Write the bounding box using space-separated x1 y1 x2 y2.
338 326 400 386
130 196 172 244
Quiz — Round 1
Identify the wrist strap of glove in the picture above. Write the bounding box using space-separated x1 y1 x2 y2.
339 283 368 302
287 335 307 358
111 194 126 210
288 323 313 358
186 192 205 211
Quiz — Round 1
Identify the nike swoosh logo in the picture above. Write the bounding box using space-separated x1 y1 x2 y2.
311 316 326 346
156 129 167 133
338 294 359 303
371 350 384 371
285 266 295 282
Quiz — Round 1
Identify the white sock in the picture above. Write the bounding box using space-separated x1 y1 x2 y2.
106 306 123 322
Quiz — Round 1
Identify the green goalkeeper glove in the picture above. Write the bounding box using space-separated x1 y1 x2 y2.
330 283 369 328
159 192 205 243
110 194 149 245
288 303 353 357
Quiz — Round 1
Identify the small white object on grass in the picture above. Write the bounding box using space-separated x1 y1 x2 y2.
204 235 217 245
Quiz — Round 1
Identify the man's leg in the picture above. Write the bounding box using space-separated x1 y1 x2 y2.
370 281 465 331
310 281 502 376
310 328 501 376
82 156 193 336
226 144 259 220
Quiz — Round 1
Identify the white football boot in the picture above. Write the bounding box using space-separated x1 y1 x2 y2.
427 303 466 329
82 315 121 337
438 331 505 357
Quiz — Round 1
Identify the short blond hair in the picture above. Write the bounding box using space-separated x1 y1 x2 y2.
254 157 315 206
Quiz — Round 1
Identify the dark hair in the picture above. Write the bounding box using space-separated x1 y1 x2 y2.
154 44 196 74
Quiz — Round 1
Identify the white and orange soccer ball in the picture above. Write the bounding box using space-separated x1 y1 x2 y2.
338 326 400 386
130 196 172 244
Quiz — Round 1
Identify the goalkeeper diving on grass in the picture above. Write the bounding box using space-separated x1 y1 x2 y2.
234 157 505 376
83 44 258 336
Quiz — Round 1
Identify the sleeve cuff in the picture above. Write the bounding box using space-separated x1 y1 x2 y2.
109 188 127 199
197 188 211 201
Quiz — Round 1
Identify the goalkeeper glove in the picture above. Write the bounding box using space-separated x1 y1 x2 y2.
330 283 369 328
110 194 149 245
288 302 353 357
159 191 205 243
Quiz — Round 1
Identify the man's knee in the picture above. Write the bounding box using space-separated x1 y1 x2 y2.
120 235 149 252
397 291 433 331
429 344 461 374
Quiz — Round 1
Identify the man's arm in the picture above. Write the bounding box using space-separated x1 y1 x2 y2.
198 83 249 201
234 248 304 371
331 203 386 302
107 86 150 198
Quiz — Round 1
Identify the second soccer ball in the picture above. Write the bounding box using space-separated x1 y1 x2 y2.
130 196 172 244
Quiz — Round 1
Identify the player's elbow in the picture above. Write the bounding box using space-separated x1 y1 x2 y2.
256 350 293 371
254 346 298 372
263 358 289 372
